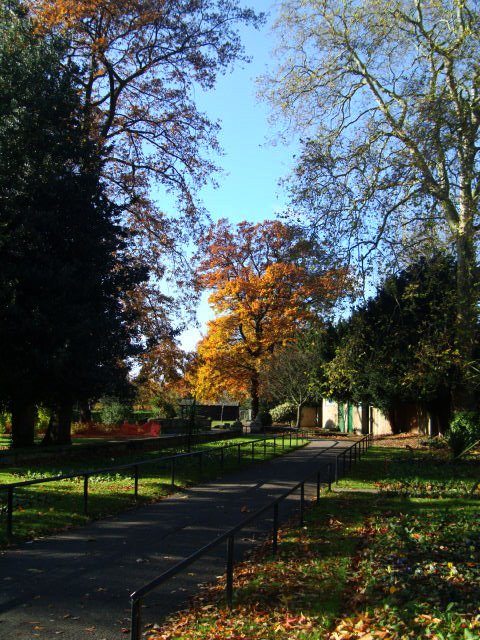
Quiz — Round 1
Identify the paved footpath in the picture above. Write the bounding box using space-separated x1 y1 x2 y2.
0 438 354 640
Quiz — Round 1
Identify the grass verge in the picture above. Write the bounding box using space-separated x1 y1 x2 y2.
146 445 480 640
0 435 307 545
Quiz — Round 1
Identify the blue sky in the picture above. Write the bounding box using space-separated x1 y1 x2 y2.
161 0 299 351
192 0 296 225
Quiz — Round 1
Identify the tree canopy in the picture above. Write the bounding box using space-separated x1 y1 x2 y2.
261 331 328 428
262 0 480 407
27 0 262 292
190 219 348 415
323 254 464 431
22 0 263 376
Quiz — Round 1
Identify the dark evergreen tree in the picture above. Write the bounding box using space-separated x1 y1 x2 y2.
0 1 146 446
324 255 468 432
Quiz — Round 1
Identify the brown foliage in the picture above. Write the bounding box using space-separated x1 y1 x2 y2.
28 0 262 363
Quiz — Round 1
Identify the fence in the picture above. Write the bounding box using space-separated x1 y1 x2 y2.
129 433 373 640
0 431 308 538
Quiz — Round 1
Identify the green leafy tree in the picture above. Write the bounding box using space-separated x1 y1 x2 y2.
262 0 480 408
261 329 330 428
324 255 462 432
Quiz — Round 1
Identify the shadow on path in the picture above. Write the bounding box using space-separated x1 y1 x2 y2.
0 438 355 640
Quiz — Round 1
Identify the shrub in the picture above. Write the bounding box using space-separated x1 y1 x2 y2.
91 410 103 423
71 421 92 435
257 411 273 427
132 410 155 424
152 400 177 419
35 406 51 434
419 435 448 449
0 411 11 434
445 411 480 457
100 397 132 425
270 402 296 424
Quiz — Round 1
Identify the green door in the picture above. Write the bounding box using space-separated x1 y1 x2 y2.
347 402 354 432
337 403 345 432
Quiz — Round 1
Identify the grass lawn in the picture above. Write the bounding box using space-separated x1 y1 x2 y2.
0 435 307 546
146 445 480 640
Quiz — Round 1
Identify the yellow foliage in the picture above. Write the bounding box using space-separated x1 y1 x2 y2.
189 219 348 402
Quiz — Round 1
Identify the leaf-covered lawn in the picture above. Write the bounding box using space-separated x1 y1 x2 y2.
0 436 307 545
146 446 480 640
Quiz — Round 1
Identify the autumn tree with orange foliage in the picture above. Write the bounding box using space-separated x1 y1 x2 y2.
191 219 348 417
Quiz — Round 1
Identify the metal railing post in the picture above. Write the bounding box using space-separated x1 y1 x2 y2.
226 534 235 606
316 472 321 501
130 599 142 640
282 434 285 449
7 486 13 537
221 447 224 472
300 482 305 526
251 441 255 461
237 443 241 465
273 435 276 453
328 463 332 491
199 451 203 477
272 503 279 556
171 458 176 488
263 438 267 459
83 475 89 516
134 465 139 499
335 456 339 484
343 450 347 475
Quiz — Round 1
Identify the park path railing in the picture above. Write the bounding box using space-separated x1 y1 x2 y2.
0 431 308 538
129 433 373 640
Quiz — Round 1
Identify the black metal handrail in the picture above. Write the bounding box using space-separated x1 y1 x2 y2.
0 431 309 537
129 433 373 640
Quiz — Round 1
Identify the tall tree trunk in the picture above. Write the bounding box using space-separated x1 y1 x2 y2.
42 401 73 446
79 400 92 423
250 371 259 419
361 403 370 435
41 414 55 446
11 400 36 448
295 402 304 429
453 224 477 411
56 401 73 445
